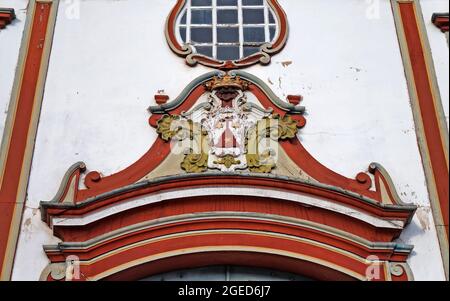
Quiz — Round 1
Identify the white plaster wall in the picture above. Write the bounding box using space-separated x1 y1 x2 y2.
11 0 446 280
419 0 449 130
0 0 28 141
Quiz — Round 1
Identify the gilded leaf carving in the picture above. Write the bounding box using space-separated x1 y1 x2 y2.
156 115 181 142
181 151 209 173
257 114 298 141
214 155 242 169
154 81 300 174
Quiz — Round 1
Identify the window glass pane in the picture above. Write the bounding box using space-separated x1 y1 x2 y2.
180 27 186 43
191 27 213 43
217 46 240 60
217 9 238 24
269 11 275 24
176 0 280 60
180 12 187 25
242 0 263 6
217 27 239 43
192 0 212 6
243 9 265 24
244 46 260 57
196 46 213 57
269 26 276 41
191 9 212 24
217 0 237 6
244 27 265 43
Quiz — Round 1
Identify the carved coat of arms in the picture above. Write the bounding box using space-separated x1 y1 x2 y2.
157 74 299 173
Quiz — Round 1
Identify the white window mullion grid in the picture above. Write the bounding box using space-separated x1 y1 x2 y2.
263 0 270 43
212 0 218 59
186 0 192 43
237 0 244 58
179 0 277 59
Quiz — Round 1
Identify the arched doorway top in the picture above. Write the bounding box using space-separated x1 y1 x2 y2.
39 71 416 281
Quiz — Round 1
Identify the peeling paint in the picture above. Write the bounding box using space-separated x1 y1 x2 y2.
416 207 431 231
5 0 446 281
24 218 32 228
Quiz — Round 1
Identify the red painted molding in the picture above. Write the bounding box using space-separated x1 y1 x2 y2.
154 94 169 105
47 80 412 208
398 3 449 238
432 13 449 33
40 71 416 281
42 177 414 238
0 2 53 280
42 204 413 281
287 95 303 106
0 8 15 30
103 252 359 281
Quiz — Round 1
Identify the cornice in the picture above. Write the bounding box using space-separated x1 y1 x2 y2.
0 8 15 30
432 13 449 33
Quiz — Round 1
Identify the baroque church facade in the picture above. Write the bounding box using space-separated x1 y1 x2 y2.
0 0 448 281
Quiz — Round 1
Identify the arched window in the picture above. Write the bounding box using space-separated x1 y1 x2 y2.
176 0 279 61
141 266 314 281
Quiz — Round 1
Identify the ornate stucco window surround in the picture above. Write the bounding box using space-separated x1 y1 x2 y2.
165 0 289 69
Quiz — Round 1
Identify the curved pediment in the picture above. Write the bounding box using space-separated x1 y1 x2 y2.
39 71 416 281
40 71 416 208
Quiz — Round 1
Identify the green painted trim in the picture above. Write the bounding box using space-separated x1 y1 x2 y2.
148 71 305 115
148 71 223 114
370 163 406 206
43 212 414 254
40 172 417 217
51 162 85 202
231 70 305 114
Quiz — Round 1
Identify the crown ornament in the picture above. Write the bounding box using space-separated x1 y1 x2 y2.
204 74 250 91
